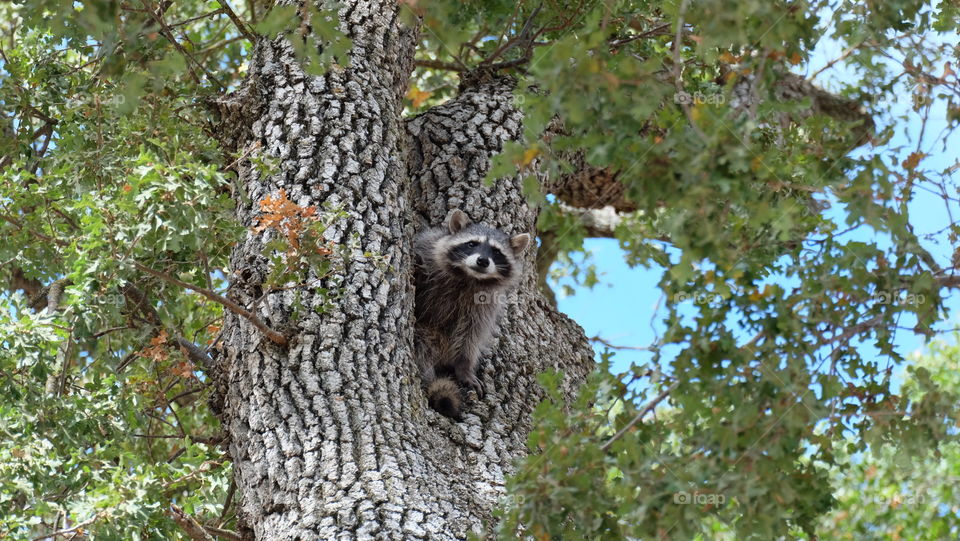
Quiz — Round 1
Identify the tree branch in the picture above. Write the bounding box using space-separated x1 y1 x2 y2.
139 0 225 89
535 230 560 307
169 504 216 541
589 335 653 351
0 213 68 246
8 265 44 304
413 59 465 72
132 262 288 346
219 0 255 42
176 335 217 372
609 22 673 48
600 381 680 452
31 512 105 540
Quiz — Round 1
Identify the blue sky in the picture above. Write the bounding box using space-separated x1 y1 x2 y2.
555 21 960 381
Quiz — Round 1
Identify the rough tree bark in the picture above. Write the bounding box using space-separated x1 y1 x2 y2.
212 3 593 539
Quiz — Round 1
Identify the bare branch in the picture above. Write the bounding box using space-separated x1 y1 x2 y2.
589 335 653 351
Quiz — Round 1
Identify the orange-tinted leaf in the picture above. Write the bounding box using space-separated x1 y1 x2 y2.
171 360 196 379
517 146 541 167
719 51 738 64
406 87 433 108
902 151 925 170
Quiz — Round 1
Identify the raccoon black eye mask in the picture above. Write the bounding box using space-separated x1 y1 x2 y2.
411 209 530 419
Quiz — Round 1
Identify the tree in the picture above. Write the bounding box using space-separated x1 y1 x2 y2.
1 0 959 540
808 337 960 540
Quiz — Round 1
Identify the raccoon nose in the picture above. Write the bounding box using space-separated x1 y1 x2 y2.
476 257 490 268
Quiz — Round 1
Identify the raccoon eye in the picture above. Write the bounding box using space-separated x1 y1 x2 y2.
466 241 479 248
491 248 503 258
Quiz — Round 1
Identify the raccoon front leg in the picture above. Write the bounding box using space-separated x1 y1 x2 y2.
451 314 495 398
454 351 485 398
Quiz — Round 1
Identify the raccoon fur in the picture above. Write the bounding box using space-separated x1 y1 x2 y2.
413 209 531 419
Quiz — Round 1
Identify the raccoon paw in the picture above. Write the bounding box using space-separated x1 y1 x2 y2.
463 374 486 399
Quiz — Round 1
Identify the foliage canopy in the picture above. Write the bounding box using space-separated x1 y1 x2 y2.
1 0 959 539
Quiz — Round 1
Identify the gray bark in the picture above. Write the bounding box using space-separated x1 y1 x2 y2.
212 4 593 539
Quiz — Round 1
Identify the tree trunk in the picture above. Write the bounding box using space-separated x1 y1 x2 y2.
212 3 593 539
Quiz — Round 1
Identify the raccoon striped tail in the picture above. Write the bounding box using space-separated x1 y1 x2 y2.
427 378 462 420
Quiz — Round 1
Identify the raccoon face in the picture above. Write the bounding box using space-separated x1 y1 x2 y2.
441 210 531 283
447 235 514 281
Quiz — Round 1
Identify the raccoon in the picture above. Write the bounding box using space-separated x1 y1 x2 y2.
413 209 531 419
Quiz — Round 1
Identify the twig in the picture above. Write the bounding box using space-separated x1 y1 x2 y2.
609 22 672 48
482 3 543 66
0 213 67 246
588 335 652 351
140 0 225 89
121 283 220 371
600 381 680 452
219 476 236 524
810 40 863 80
32 512 104 540
167 386 206 406
672 0 706 139
28 123 54 176
133 262 288 346
49 205 81 231
117 350 139 372
223 140 261 173
169 505 215 541
413 59 466 72
204 525 243 541
163 459 226 494
220 0 255 42
92 325 133 338
167 8 225 30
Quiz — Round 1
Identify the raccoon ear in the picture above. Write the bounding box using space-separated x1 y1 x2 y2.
447 209 470 234
510 233 531 254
